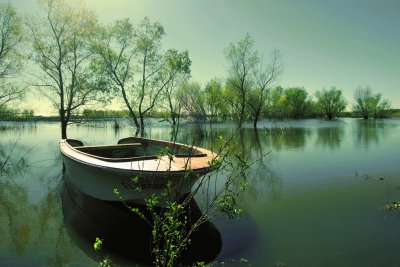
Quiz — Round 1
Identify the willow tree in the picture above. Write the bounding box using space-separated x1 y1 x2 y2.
92 17 191 136
315 86 346 120
28 0 102 138
0 3 24 110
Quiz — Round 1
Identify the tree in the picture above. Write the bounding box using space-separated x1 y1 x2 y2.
373 98 391 118
204 78 227 123
284 87 312 119
90 18 139 128
176 81 206 123
315 86 346 120
28 0 103 138
162 49 191 130
92 17 191 136
353 86 391 119
0 3 24 110
267 86 285 119
224 33 259 127
353 86 372 119
224 34 282 127
247 49 281 127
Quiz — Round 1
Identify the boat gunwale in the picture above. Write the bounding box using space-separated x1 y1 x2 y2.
64 141 159 162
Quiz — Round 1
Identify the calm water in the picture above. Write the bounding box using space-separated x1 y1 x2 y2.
1 118 400 266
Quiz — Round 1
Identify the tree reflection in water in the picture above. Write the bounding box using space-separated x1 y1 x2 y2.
315 126 344 150
352 119 392 148
61 175 222 266
0 137 95 266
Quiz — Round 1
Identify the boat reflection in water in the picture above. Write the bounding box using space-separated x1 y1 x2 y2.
61 175 222 265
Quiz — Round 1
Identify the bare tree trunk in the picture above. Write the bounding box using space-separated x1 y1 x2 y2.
253 109 260 128
139 115 145 137
59 109 67 139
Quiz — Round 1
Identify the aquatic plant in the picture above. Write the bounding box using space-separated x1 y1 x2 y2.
93 237 113 267
0 137 25 176
111 130 268 266
386 202 400 213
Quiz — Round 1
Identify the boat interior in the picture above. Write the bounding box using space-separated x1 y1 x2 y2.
65 138 207 160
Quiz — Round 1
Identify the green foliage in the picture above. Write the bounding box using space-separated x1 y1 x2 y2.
0 108 34 120
386 201 400 213
109 131 264 266
0 2 24 109
28 0 102 138
193 262 212 267
353 86 391 119
390 109 400 118
93 237 113 267
223 34 281 127
267 86 285 119
267 86 313 119
176 81 206 123
224 34 259 126
93 237 103 251
284 87 312 119
315 86 346 120
81 109 129 119
204 79 228 122
247 50 281 127
92 16 191 135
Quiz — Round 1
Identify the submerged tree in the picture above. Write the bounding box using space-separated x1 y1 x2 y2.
353 86 391 119
0 3 24 110
371 96 391 119
247 49 281 127
204 78 227 123
353 86 372 119
176 81 206 123
28 0 104 138
162 49 191 130
92 17 191 136
224 33 259 127
315 86 346 120
283 87 312 119
267 86 286 119
224 34 282 127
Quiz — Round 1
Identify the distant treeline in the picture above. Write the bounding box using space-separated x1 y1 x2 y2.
2 103 396 124
0 108 35 121
0 2 395 137
77 87 397 121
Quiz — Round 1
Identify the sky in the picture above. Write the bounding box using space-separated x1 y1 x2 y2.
11 0 400 114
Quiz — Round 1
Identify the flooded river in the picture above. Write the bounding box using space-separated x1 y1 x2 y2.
1 118 400 266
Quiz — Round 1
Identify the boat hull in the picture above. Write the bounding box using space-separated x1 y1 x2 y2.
60 137 218 203
62 155 201 202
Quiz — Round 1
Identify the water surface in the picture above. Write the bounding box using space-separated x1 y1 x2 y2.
1 118 400 266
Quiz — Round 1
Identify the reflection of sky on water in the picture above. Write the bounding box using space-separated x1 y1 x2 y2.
1 118 400 266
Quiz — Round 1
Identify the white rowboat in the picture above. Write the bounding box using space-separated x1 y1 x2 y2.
60 137 219 202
